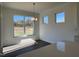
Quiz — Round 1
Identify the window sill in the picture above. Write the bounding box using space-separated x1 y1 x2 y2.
13 35 33 39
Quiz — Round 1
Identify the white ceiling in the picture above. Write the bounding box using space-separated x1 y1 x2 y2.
1 2 68 13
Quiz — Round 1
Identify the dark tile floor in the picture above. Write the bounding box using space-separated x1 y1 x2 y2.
2 40 50 57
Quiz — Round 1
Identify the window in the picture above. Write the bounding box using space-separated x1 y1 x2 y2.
55 12 65 23
43 16 48 24
13 15 34 37
25 16 34 36
13 15 24 36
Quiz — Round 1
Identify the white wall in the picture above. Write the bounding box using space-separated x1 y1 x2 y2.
1 7 39 47
76 3 79 35
0 5 2 53
40 3 77 44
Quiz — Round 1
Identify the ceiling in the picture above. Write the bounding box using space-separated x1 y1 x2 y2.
1 2 68 13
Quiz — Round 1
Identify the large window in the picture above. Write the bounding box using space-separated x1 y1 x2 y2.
55 12 65 24
13 15 34 37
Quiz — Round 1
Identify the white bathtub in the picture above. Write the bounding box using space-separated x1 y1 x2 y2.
3 38 36 54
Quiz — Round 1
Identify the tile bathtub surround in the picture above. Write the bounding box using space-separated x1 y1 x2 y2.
2 40 50 57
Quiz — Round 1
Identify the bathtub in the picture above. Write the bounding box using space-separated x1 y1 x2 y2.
3 38 36 54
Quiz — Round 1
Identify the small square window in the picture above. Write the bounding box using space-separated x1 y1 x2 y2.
55 12 65 23
43 16 48 24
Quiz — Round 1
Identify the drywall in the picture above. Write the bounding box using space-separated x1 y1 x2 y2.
73 3 79 42
76 3 79 35
1 6 39 47
0 5 1 51
77 3 79 28
40 3 77 44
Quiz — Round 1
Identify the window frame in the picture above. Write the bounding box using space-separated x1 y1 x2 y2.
43 16 49 24
13 15 34 38
55 12 65 24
